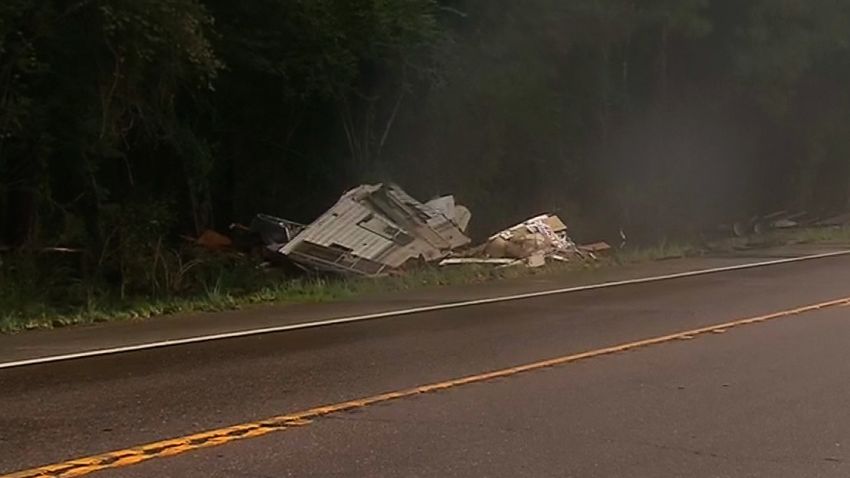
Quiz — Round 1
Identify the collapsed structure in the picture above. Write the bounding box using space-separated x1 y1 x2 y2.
261 184 472 276
441 214 596 268
247 183 611 276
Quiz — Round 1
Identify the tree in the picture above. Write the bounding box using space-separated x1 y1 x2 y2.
0 0 221 246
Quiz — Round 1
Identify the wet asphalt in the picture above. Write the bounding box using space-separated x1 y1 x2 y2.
2 253 850 477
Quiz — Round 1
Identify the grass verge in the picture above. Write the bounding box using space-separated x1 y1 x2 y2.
2 226 849 334
0 259 592 333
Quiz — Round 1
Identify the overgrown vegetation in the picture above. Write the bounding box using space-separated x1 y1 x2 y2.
3 226 849 333
3 1 850 328
0 252 586 332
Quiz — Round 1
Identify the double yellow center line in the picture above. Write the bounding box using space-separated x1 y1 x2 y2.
5 296 850 478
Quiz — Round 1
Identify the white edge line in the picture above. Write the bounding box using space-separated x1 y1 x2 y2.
2 250 849 370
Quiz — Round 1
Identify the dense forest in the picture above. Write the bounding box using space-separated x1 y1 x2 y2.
2 1 850 300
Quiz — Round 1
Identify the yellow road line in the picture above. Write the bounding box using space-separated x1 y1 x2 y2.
5 296 850 478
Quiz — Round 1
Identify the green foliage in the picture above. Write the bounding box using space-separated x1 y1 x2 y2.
0 249 592 333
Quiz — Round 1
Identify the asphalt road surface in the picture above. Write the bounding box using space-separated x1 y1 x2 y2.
3 254 850 477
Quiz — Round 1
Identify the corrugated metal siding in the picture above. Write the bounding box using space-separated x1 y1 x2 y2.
385 186 469 250
282 183 471 274
282 197 399 263
376 239 434 266
287 241 387 276
302 200 371 245
386 186 423 209
424 196 455 220
426 217 470 249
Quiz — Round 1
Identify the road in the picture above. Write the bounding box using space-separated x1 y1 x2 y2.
2 252 850 477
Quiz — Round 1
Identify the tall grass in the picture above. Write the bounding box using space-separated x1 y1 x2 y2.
0 252 591 333
2 226 847 333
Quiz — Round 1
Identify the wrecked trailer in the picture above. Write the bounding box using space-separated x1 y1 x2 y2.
250 214 306 246
275 184 472 276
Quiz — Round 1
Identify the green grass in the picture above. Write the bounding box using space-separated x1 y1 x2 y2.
614 240 702 263
700 225 850 252
0 258 592 333
2 226 848 334
768 225 850 244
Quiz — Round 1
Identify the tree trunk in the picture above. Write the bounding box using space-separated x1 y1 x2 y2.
2 188 36 247
184 162 214 235
622 35 631 113
0 144 40 247
599 45 611 140
658 23 669 104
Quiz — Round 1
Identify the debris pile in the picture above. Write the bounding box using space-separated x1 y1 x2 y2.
441 214 598 269
250 214 306 246
721 210 850 237
193 182 609 276
265 184 472 276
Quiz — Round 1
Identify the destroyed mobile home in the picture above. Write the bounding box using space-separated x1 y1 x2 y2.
249 183 604 277
256 184 472 276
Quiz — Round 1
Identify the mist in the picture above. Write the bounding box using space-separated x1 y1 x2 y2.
373 0 850 243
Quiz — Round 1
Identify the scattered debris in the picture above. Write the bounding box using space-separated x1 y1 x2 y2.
526 252 547 268
425 196 472 232
452 214 593 269
724 209 849 237
732 211 807 236
196 230 233 250
732 220 751 237
484 215 567 259
815 212 850 227
579 242 612 254
270 184 472 276
771 218 799 229
549 254 573 263
250 184 607 275
250 214 306 248
752 211 806 234
710 209 850 240
439 257 520 267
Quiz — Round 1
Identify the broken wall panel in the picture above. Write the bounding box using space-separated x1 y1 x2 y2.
278 183 473 276
285 241 388 276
